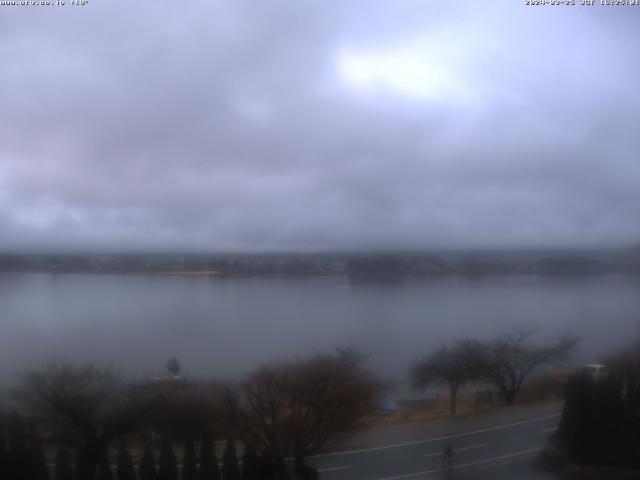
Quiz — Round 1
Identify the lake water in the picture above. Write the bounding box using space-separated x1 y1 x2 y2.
1 273 639 387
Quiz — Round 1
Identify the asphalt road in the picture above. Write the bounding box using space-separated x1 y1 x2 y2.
308 402 563 480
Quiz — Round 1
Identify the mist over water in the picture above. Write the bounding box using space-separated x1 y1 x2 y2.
2 273 638 389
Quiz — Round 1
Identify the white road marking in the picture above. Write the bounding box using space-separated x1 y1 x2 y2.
423 443 487 457
541 427 557 433
318 465 352 472
378 446 543 480
308 413 559 458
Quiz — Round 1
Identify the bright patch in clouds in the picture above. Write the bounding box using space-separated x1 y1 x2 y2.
336 42 477 103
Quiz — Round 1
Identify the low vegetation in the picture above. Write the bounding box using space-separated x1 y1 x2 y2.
411 328 579 414
555 341 640 469
0 328 589 478
226 353 378 469
0 351 379 480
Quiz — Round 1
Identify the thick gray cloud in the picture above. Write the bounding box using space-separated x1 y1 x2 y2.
1 0 639 251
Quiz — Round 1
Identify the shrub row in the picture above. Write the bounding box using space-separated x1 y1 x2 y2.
0 414 309 480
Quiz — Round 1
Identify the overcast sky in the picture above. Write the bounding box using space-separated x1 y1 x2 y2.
1 1 639 252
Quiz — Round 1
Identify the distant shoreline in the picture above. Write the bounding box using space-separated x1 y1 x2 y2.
0 248 638 277
1 270 639 280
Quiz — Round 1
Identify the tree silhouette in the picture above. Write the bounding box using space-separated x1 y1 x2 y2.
54 447 74 480
116 442 136 480
227 353 378 465
258 450 275 480
182 439 198 480
97 448 114 480
198 431 220 480
17 364 152 478
147 384 223 443
27 426 50 480
484 328 579 405
240 444 260 480
558 341 640 467
222 440 240 480
157 440 179 480
139 444 157 480
0 425 7 480
412 339 487 415
7 413 29 480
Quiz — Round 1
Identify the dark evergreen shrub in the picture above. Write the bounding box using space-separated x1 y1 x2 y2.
258 450 275 480
97 448 114 480
0 426 7 480
181 440 198 480
240 445 259 480
28 428 50 480
54 447 74 480
221 440 240 480
139 444 157 480
198 432 219 480
7 413 29 480
157 440 178 480
274 456 286 480
116 442 136 480
559 371 640 467
77 450 96 480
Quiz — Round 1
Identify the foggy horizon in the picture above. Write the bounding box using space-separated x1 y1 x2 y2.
2 1 640 252
1 243 638 257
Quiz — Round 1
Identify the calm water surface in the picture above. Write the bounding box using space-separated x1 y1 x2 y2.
1 273 639 386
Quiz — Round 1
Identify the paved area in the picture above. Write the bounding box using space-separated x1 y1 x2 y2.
309 402 563 480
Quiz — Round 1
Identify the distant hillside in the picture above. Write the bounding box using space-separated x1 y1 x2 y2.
618 243 640 271
535 257 608 276
0 247 639 277
627 244 640 255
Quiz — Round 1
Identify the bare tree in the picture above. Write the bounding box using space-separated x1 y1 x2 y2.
412 339 487 415
284 354 378 463
222 440 240 480
145 381 224 442
484 328 579 405
16 363 153 480
226 353 379 469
